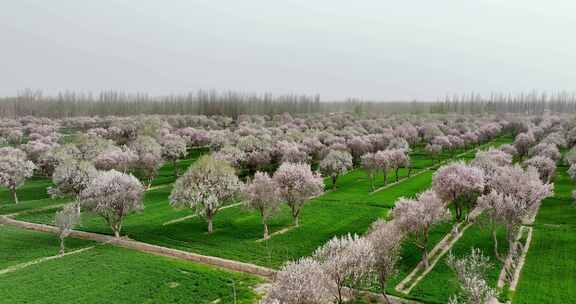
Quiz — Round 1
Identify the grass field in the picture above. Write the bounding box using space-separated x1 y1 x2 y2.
0 235 261 304
0 225 94 269
14 136 513 272
1 135 515 304
513 164 576 304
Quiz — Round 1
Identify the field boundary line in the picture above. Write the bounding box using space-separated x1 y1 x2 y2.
0 215 276 279
5 202 72 218
0 245 96 276
162 202 244 226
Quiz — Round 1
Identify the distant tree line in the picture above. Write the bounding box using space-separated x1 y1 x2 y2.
432 91 576 114
1 89 575 117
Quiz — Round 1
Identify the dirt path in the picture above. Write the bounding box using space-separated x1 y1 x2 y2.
0 215 276 279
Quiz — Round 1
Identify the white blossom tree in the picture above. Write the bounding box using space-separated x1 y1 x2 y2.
0 147 36 204
243 171 281 239
319 150 353 190
263 257 333 304
170 155 242 233
447 248 497 304
273 162 324 227
55 204 81 254
79 170 144 238
49 159 98 199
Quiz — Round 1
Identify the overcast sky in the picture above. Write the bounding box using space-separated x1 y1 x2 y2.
1 0 575 100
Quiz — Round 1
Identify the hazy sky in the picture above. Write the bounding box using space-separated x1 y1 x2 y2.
1 0 575 100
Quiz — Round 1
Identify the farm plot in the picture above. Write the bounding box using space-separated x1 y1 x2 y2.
0 239 262 304
513 165 576 304
14 136 512 271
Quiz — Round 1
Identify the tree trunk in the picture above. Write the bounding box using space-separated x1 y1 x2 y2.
407 166 413 177
59 237 65 255
114 229 120 239
379 274 391 304
207 217 213 233
422 248 429 269
395 168 400 182
263 222 269 240
492 226 503 262
332 175 337 190
291 206 300 227
10 187 18 204
173 160 178 177
383 170 387 185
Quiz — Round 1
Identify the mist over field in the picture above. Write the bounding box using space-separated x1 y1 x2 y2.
2 0 576 101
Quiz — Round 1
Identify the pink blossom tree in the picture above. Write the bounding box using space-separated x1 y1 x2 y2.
388 149 410 181
374 150 392 185
159 134 188 176
0 147 36 203
362 152 378 191
432 162 484 221
523 156 556 183
94 146 138 173
169 155 242 233
319 150 353 190
273 162 324 226
79 170 144 238
243 172 281 239
313 233 375 303
129 136 165 188
366 220 403 303
481 165 553 259
391 190 450 268
513 132 535 160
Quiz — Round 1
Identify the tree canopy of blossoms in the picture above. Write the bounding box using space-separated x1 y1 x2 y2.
37 144 81 177
513 132 535 159
94 146 138 173
391 190 450 268
523 156 556 183
432 162 484 221
79 170 144 238
529 142 561 162
129 135 165 188
0 147 36 204
263 257 333 304
170 155 242 233
159 134 188 176
273 162 324 226
319 150 353 190
243 171 281 239
49 159 98 199
313 233 375 303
